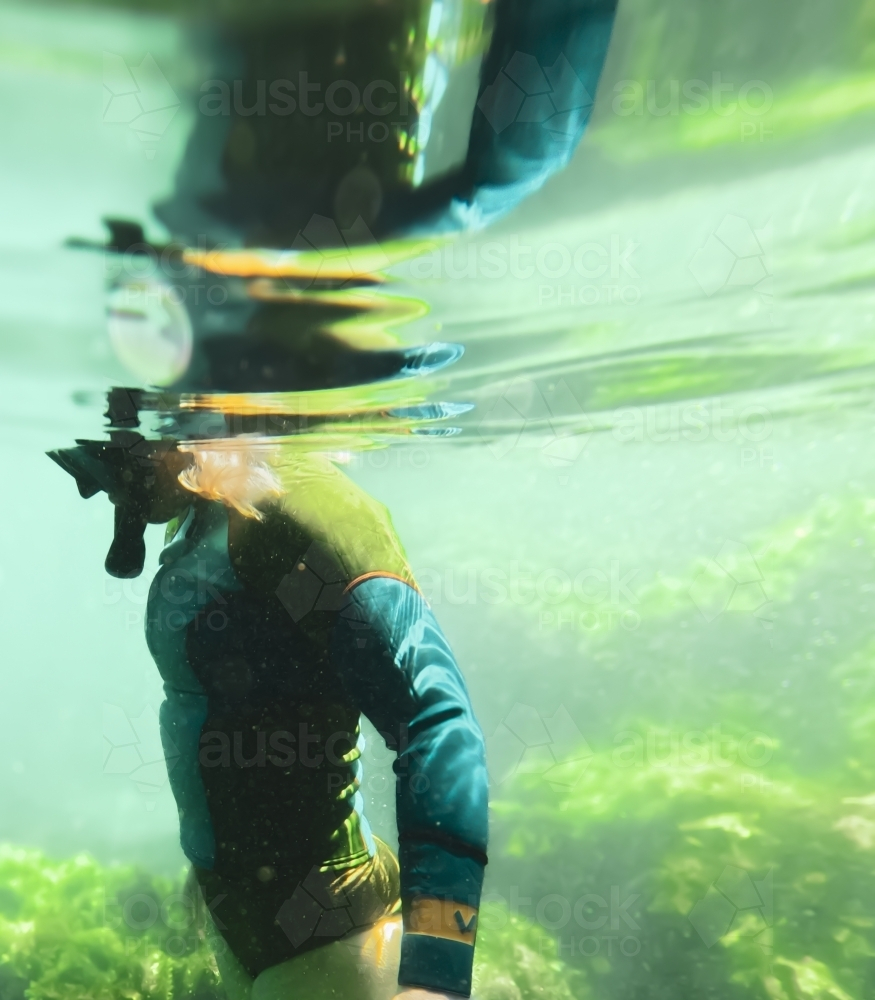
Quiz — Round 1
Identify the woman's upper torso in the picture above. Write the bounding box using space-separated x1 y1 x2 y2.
145 454 415 881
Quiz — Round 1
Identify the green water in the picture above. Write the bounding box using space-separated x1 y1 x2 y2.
2 0 875 997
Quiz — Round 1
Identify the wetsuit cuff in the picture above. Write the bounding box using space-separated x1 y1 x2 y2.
399 839 486 902
398 934 475 996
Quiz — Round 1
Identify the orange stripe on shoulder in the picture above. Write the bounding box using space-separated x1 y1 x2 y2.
344 571 421 595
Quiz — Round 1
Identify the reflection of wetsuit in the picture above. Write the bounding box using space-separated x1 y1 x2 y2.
147 456 488 996
156 0 619 243
81 0 618 395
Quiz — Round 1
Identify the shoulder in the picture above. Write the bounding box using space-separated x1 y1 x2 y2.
227 454 414 594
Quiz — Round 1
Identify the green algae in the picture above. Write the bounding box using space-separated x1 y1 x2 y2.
0 848 218 1000
0 849 589 1000
492 735 875 999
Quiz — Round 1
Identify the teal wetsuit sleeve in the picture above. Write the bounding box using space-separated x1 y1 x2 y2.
409 0 618 233
331 576 488 997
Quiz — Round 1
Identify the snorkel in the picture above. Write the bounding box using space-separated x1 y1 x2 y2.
47 435 178 579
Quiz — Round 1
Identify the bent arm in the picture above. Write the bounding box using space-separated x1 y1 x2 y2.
331 576 488 997
421 0 619 232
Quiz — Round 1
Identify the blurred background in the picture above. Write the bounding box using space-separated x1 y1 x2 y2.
2 0 875 998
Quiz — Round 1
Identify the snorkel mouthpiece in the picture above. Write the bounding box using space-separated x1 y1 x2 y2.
105 504 148 579
47 441 155 579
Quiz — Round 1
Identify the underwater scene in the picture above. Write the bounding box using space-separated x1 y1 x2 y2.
2 0 875 998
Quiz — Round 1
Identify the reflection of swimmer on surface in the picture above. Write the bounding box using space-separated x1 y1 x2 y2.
49 435 488 1000
69 0 618 394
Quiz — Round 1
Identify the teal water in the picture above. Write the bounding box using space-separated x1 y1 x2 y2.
2 1 875 998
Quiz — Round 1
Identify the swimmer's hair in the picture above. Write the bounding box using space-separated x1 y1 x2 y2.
178 446 284 520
